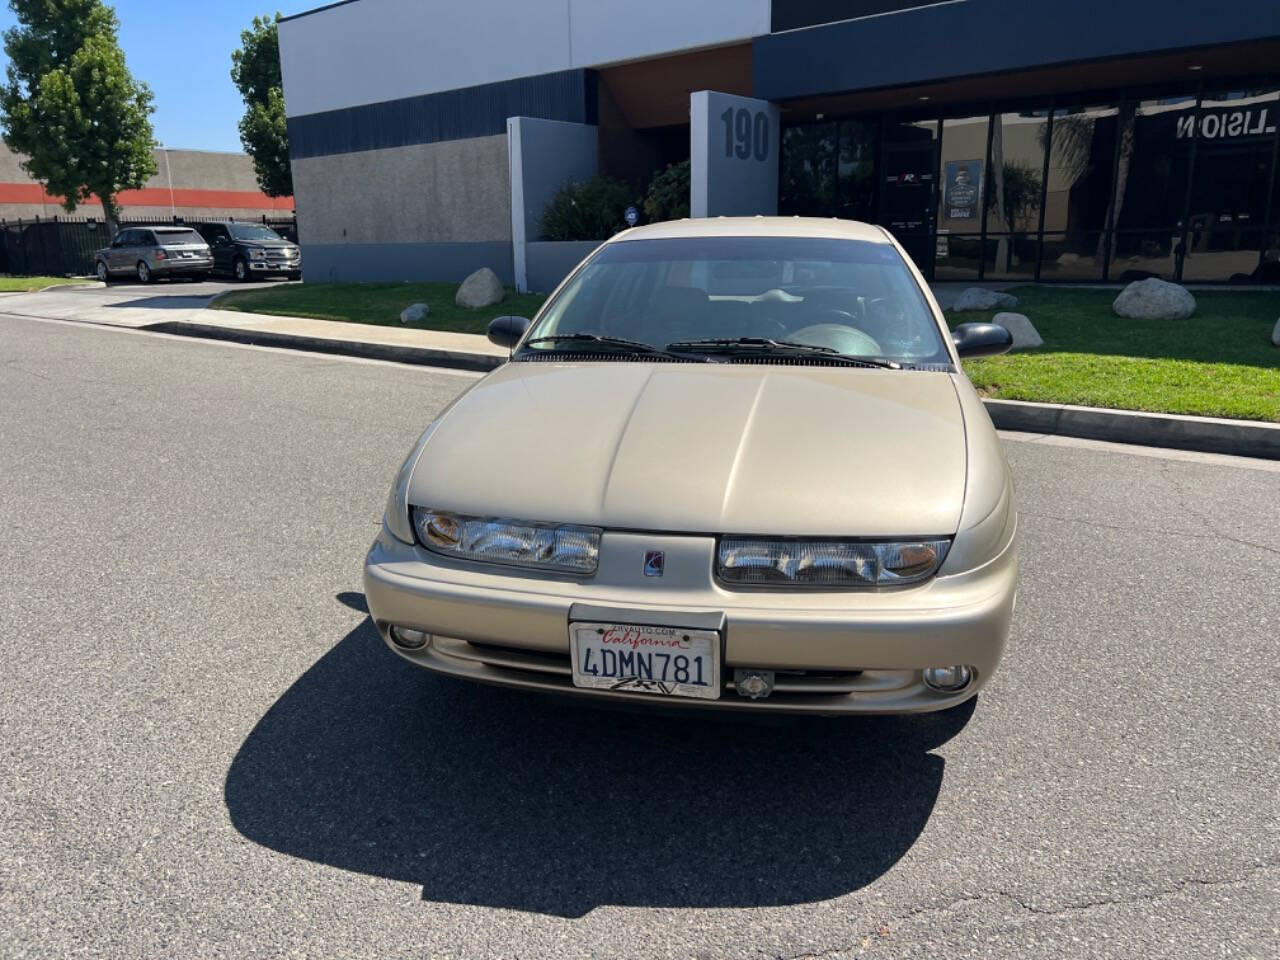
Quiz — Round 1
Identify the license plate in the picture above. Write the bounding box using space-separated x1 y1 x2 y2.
569 621 720 700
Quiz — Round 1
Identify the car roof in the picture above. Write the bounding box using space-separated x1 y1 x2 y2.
151 226 200 232
610 216 891 244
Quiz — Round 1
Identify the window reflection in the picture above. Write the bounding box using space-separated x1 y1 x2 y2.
935 115 988 280
773 86 1280 283
985 111 1047 278
780 123 839 217
1181 90 1278 282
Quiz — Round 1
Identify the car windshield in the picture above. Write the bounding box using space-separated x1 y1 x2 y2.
229 224 284 243
522 236 950 366
154 229 205 246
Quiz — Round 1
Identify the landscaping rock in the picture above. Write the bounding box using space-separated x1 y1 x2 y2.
1272 317 1280 347
455 268 504 309
1056 252 1080 264
1112 278 1196 320
399 302 429 324
954 287 1019 311
992 312 1043 350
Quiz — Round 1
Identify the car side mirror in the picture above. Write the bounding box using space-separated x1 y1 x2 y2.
487 315 531 349
952 322 1013 359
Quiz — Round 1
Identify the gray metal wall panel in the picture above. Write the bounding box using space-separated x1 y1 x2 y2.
525 241 600 293
288 70 595 160
300 242 514 284
755 0 1280 101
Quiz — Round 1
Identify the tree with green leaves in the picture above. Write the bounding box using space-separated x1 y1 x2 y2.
0 0 156 234
232 14 292 198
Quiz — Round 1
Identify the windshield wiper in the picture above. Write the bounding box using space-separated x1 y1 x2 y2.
665 337 901 369
520 333 705 361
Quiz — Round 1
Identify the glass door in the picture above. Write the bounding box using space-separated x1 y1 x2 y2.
880 118 939 276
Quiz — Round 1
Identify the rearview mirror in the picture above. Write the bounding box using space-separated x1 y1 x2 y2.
951 322 1013 359
487 315 531 349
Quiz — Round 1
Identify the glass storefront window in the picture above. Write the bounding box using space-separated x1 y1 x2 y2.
774 86 1280 283
780 123 838 217
1180 89 1278 282
984 110 1048 279
837 120 879 223
1040 104 1119 279
985 111 1048 234
935 115 988 280
1039 231 1106 281
1109 97 1195 278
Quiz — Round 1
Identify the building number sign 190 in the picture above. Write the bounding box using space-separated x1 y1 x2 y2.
721 107 769 161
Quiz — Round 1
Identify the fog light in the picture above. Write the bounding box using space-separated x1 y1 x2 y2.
389 625 429 650
922 665 972 692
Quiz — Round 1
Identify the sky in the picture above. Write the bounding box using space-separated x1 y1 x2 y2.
0 0 318 153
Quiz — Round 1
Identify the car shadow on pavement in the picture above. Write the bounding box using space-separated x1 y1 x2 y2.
224 603 973 918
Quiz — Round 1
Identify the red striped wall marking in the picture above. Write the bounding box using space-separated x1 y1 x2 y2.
0 182 294 211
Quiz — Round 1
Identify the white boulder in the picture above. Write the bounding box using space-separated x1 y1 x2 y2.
1112 278 1196 321
1272 317 1280 347
455 268 504 309
954 287 1019 311
399 302 429 324
992 312 1043 350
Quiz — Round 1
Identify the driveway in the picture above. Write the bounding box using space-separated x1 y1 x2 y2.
0 277 295 328
1 313 1277 959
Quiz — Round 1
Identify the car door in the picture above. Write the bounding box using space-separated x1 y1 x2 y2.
207 225 234 273
107 229 136 272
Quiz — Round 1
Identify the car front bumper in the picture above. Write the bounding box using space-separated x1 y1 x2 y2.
247 256 301 274
363 523 1016 715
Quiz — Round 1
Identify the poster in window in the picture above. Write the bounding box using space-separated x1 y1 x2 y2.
944 160 982 220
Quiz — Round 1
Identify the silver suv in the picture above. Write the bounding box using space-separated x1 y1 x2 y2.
95 226 214 284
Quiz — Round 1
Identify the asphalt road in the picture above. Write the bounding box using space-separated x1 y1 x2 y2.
2 313 1277 959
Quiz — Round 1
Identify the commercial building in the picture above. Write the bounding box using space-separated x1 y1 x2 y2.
0 145 294 222
278 0 1280 288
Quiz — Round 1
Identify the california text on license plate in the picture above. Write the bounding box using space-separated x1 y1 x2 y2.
569 621 720 700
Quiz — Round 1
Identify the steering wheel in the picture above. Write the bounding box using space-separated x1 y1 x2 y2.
788 317 883 357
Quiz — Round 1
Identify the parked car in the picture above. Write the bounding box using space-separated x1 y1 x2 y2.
193 221 301 281
95 226 213 283
365 217 1017 715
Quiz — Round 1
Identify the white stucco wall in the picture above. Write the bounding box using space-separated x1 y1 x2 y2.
279 0 770 117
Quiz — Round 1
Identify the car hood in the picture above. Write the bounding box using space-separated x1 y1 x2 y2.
408 362 968 537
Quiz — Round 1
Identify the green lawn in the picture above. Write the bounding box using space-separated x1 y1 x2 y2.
0 275 92 292
950 286 1280 422
209 279 1279 422
211 282 547 335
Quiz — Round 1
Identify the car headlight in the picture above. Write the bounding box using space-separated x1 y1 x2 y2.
716 537 950 587
412 508 600 574
249 248 266 259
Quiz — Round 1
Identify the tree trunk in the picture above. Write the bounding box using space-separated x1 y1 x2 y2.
989 121 1009 274
101 193 120 238
1097 103 1136 266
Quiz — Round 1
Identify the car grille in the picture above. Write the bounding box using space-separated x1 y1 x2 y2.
435 637 917 703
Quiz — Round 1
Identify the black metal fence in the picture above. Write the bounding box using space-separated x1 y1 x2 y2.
0 213 300 278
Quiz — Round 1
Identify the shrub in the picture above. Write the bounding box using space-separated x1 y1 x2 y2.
643 160 690 223
539 176 633 242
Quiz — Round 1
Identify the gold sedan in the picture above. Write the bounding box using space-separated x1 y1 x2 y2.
365 218 1016 713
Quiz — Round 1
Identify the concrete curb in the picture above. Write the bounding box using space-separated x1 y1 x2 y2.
140 320 505 374
138 317 1280 460
984 399 1280 460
